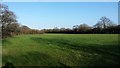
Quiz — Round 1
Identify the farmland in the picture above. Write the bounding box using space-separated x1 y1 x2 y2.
2 34 120 67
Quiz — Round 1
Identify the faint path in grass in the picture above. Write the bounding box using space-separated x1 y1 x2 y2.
3 51 71 67
30 36 120 66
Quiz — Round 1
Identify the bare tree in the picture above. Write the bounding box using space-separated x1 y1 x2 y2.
73 25 79 32
94 17 115 29
78 24 91 31
0 4 18 38
94 21 103 28
100 17 113 29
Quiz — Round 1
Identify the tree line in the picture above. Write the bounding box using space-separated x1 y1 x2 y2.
43 17 120 34
0 4 119 39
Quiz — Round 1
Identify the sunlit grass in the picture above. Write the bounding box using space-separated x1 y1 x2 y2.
2 34 120 67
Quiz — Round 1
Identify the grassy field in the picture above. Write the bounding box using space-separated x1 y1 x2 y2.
2 34 120 67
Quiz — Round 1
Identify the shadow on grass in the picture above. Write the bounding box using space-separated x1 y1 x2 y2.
31 37 120 55
2 39 12 46
30 37 120 67
2 51 71 68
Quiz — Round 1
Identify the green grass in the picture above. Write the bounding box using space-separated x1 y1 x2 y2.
2 34 120 67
